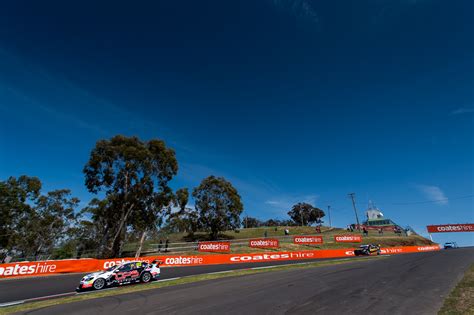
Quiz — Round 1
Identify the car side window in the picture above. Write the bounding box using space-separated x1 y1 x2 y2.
119 264 131 272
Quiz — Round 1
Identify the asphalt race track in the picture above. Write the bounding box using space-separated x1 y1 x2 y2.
13 247 474 315
0 256 355 304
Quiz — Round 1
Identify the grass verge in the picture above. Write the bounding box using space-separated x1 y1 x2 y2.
0 256 383 314
439 264 474 315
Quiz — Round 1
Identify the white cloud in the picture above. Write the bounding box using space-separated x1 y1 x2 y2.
265 200 281 206
265 194 320 210
451 108 474 115
416 185 448 205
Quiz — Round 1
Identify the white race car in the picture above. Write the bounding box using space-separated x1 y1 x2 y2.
77 260 161 291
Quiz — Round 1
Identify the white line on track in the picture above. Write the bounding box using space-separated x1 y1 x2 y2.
0 292 77 308
0 301 25 307
0 257 384 307
205 271 235 275
157 277 181 282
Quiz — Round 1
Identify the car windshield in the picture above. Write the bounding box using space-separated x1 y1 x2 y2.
105 266 118 272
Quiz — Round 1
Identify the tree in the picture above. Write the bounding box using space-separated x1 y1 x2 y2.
0 176 41 253
83 135 178 258
193 176 243 240
242 216 262 228
79 198 118 258
263 219 281 227
175 188 189 213
287 203 325 226
27 189 79 259
0 176 79 261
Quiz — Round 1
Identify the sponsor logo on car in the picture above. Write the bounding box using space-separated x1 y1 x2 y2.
103 258 151 269
293 236 323 245
334 235 362 243
249 238 279 248
198 242 231 252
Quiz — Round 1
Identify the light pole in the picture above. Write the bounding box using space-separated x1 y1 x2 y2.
348 193 361 231
327 205 332 227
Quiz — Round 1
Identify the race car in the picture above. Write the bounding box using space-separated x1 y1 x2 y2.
77 260 161 291
354 244 381 256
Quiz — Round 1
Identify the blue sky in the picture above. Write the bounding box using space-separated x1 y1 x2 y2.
0 0 473 245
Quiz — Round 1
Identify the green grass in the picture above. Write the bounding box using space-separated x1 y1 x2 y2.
439 264 474 315
0 256 383 315
121 226 435 257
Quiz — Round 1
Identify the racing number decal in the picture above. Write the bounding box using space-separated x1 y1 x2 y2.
115 270 140 282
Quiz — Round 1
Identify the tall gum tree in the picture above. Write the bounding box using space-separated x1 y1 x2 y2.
83 135 177 258
193 176 243 240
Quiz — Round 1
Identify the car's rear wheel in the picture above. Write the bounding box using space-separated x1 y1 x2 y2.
141 272 152 283
93 278 106 290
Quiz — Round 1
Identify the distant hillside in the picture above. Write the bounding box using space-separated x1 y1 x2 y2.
121 226 436 257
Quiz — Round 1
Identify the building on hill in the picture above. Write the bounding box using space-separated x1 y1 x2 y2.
362 201 399 230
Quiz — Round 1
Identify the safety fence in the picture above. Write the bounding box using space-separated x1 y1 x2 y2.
0 245 441 279
144 230 405 255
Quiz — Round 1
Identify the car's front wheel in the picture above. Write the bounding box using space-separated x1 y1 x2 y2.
93 278 106 290
141 272 152 283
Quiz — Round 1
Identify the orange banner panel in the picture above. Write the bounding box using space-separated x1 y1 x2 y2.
249 238 280 248
427 224 474 233
334 235 362 243
198 241 231 252
0 245 441 279
293 236 324 245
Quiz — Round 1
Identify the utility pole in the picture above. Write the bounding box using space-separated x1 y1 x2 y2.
348 193 361 231
327 205 332 227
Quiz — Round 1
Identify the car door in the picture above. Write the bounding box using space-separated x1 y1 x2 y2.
115 263 132 283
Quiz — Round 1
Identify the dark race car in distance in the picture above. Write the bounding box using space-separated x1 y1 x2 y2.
77 260 161 291
354 244 381 256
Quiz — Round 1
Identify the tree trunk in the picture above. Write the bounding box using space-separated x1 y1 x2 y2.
108 204 134 253
97 225 110 258
135 230 147 258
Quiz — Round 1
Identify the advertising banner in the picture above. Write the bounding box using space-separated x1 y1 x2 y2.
0 245 441 279
334 235 362 243
427 224 474 233
293 236 324 245
197 241 231 252
249 238 279 248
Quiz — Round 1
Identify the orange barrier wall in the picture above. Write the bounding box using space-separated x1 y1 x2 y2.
0 245 441 279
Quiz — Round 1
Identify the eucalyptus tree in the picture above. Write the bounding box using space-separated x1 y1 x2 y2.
193 176 243 240
84 135 178 258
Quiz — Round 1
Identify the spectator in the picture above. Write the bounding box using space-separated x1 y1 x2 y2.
363 227 368 236
378 228 383 235
165 239 169 252
158 240 163 253
315 226 321 233
284 229 290 236
264 230 268 238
